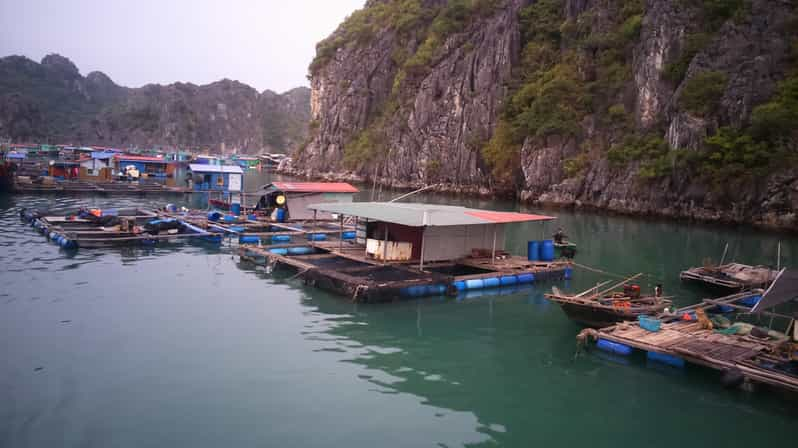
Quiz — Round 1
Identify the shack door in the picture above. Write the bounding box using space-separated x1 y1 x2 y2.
228 174 242 192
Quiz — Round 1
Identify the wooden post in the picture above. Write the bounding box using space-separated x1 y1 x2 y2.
312 209 317 247
420 211 429 270
419 227 426 270
491 225 497 265
339 214 344 252
383 225 388 265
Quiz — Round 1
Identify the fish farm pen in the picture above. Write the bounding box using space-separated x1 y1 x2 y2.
578 290 798 393
238 201 575 302
13 179 193 195
239 242 572 303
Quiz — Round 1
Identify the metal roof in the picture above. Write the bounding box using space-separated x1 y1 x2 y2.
307 202 555 227
752 269 798 313
266 182 359 193
188 163 244 174
116 155 167 163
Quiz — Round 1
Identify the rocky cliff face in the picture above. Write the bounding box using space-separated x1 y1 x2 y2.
0 54 310 153
298 0 798 227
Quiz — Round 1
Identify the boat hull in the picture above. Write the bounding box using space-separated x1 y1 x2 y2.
554 301 668 328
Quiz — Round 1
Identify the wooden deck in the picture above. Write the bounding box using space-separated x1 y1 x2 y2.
579 300 798 392
14 179 191 195
238 240 572 303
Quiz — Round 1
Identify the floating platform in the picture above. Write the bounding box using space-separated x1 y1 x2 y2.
239 240 572 303
578 292 798 393
21 208 222 249
14 179 191 195
680 263 777 290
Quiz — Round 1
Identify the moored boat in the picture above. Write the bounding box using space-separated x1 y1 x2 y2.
546 274 671 328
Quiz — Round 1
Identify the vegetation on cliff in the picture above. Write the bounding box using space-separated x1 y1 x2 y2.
302 0 797 223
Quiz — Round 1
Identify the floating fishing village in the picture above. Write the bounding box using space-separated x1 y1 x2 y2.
3 141 797 398
4 1 798 445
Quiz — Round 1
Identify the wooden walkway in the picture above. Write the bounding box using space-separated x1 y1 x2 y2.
14 180 191 195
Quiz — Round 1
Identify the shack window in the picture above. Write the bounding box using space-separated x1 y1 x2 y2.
217 175 224 186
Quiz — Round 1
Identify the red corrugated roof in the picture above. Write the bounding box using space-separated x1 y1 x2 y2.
464 210 555 224
115 155 167 163
270 182 359 193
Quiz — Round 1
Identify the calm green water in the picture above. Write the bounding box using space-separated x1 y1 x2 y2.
1 171 796 447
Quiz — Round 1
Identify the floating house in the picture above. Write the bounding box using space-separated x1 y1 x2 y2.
232 155 260 169
115 155 169 177
187 164 244 192
239 202 572 302
25 144 60 158
79 152 114 181
259 153 288 169
308 202 554 266
49 159 81 178
193 155 222 165
255 182 359 220
4 151 26 162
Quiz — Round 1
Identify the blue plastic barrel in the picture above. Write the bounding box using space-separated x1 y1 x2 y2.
342 231 356 240
207 211 222 221
404 285 426 297
500 275 518 286
307 233 327 241
596 339 633 356
564 267 573 280
223 215 236 223
540 240 555 261
248 214 258 221
239 235 260 244
740 295 762 307
465 279 485 290
203 235 223 244
527 241 540 261
231 203 241 216
517 273 535 284
716 304 735 313
275 208 286 222
484 277 501 288
454 281 467 291
288 247 314 255
426 284 447 295
271 235 291 243
647 351 685 368
269 248 289 255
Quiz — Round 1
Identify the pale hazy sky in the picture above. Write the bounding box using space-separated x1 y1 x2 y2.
0 0 364 93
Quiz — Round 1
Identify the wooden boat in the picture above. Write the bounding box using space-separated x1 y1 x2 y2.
680 262 777 290
545 274 672 328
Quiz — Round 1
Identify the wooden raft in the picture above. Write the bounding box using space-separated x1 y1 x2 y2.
580 319 798 392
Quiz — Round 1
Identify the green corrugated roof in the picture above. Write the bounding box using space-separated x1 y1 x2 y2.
307 202 556 227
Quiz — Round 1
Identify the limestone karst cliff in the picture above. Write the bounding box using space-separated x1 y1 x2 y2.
0 54 310 153
297 0 798 226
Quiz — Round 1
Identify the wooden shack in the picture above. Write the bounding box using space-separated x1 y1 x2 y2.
307 202 550 267
255 182 359 220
